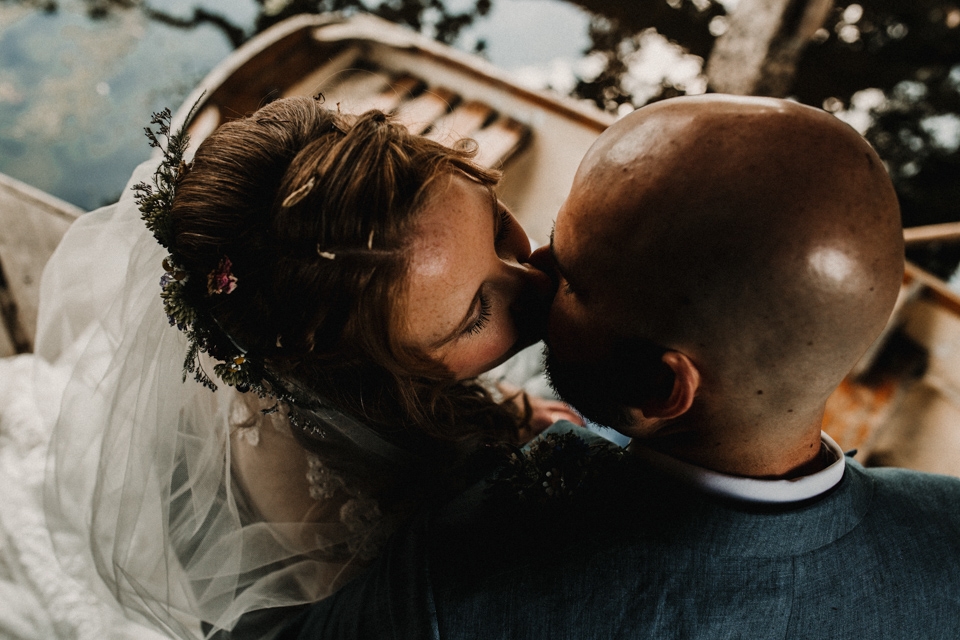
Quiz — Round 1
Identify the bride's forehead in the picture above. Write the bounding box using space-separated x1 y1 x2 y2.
418 170 490 205
414 175 492 227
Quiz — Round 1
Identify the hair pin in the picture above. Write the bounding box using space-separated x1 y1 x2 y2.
281 177 315 208
317 246 336 260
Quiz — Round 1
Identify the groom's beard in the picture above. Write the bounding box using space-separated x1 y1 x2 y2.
543 345 634 430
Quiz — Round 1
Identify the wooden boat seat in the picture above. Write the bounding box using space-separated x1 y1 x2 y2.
192 73 528 171
192 59 530 171
393 87 458 134
308 69 533 168
311 69 530 169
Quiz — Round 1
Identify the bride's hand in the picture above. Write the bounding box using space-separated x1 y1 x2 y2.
498 382 585 443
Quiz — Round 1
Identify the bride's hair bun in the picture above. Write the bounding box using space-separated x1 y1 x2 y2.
170 96 519 463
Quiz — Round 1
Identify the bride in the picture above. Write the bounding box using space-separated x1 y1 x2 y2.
0 96 577 639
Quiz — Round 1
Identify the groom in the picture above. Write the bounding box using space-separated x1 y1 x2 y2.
277 96 960 638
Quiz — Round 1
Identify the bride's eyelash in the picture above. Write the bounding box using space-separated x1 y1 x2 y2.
494 206 512 245
466 293 492 335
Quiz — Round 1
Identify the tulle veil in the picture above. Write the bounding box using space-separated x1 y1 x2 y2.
38 155 384 638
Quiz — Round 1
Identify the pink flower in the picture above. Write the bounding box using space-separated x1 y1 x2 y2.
207 256 238 295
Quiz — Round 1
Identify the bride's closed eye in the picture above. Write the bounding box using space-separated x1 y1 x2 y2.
466 292 492 336
462 201 513 339
467 201 516 337
494 204 513 247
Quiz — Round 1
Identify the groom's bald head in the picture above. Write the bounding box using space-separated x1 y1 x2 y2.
543 95 903 457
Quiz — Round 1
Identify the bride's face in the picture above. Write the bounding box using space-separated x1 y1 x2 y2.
398 173 554 380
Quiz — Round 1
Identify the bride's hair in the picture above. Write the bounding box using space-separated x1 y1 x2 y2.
170 96 523 469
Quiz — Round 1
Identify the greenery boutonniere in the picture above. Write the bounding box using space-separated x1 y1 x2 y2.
487 429 626 507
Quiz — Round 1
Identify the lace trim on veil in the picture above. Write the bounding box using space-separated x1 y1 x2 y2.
228 390 391 565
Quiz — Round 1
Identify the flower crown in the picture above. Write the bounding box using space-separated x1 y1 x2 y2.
134 105 290 401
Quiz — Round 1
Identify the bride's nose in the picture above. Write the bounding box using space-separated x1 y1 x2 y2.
502 256 557 344
528 245 558 292
503 246 555 301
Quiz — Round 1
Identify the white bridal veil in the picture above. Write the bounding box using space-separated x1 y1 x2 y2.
34 156 388 638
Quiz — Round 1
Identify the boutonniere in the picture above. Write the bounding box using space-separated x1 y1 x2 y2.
486 430 625 507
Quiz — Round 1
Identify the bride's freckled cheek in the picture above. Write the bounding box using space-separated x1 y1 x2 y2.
444 324 517 378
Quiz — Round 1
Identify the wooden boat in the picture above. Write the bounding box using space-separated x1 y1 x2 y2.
1 12 959 476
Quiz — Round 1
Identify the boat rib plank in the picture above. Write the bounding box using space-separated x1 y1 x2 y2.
0 296 14 357
426 101 494 147
0 173 80 351
394 87 458 134
471 117 531 169
283 48 363 98
347 74 424 115
316 70 391 114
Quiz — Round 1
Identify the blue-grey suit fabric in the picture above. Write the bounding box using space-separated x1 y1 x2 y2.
278 428 960 639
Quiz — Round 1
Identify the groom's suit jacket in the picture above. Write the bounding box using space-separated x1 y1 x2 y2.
277 423 960 640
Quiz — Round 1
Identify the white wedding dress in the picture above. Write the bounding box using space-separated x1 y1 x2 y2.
0 158 409 639
0 155 175 638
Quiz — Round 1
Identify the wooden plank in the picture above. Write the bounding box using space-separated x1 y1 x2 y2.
347 74 424 115
426 100 494 146
904 261 960 317
0 292 15 357
282 47 363 99
0 172 82 352
394 87 458 134
316 69 391 114
471 117 530 169
904 221 960 246
312 15 614 131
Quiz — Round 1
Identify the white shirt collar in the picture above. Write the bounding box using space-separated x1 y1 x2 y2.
631 431 846 504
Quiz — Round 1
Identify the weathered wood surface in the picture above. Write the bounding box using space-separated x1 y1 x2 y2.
903 221 960 246
0 298 14 358
0 173 82 355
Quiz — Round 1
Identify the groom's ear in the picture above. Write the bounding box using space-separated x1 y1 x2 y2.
624 351 699 432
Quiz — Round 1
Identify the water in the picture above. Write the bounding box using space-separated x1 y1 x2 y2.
0 0 607 210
